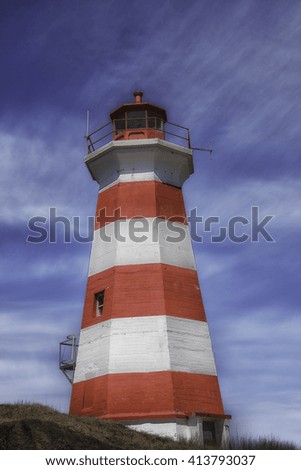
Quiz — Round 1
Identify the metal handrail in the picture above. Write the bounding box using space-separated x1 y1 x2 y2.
85 118 191 154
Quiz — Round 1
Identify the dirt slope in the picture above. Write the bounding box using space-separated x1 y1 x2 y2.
0 403 185 450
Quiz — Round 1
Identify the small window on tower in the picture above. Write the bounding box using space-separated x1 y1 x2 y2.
95 291 105 317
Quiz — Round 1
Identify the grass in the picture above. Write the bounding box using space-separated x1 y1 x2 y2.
0 403 297 450
229 435 297 450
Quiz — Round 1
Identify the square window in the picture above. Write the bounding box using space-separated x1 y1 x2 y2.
127 110 146 129
147 110 163 130
115 118 125 133
95 291 105 317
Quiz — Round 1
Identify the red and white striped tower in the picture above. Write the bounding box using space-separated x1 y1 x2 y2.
70 92 230 445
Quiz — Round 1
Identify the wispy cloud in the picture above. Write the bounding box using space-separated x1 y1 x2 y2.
0 0 300 445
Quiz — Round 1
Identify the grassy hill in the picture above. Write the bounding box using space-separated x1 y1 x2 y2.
0 403 297 450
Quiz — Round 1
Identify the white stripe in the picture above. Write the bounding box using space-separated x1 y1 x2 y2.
89 218 196 276
166 316 217 375
98 172 162 193
73 316 217 383
84 138 193 190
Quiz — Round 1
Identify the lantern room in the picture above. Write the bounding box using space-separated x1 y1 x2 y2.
110 91 167 141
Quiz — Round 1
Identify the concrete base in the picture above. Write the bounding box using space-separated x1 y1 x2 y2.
124 416 231 448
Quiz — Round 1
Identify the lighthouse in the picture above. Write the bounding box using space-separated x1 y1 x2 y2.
68 91 230 446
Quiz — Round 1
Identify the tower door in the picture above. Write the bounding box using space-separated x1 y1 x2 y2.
203 420 217 446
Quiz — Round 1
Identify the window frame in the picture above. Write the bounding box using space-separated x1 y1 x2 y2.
95 290 105 317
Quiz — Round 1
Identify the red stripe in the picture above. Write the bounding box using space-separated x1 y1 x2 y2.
81 264 207 329
95 181 187 230
70 371 224 419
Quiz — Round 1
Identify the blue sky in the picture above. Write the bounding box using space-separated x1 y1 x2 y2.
0 0 301 444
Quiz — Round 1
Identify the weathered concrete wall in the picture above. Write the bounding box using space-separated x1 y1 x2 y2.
84 139 193 190
89 219 195 275
70 139 229 442
74 316 216 383
80 264 207 329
